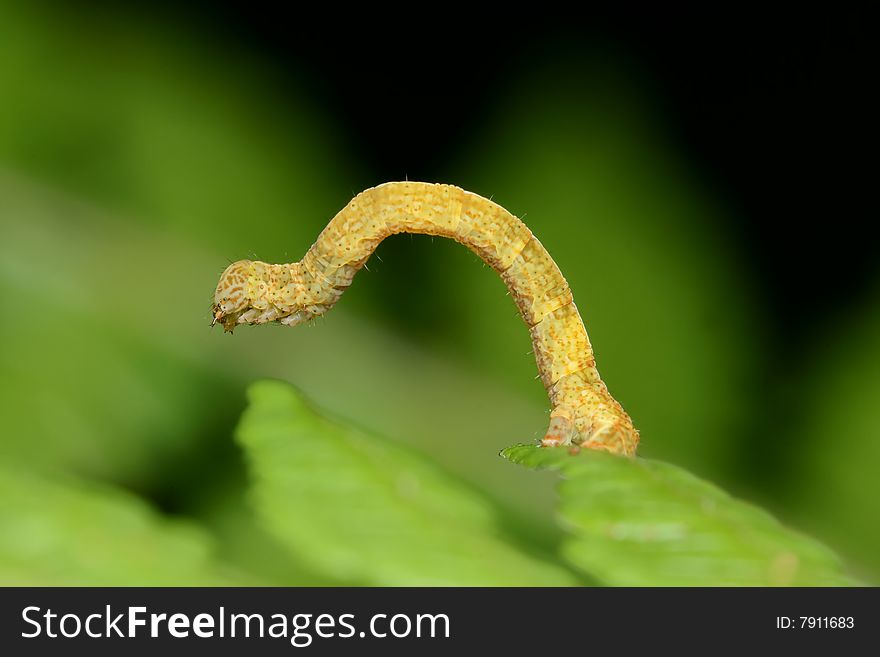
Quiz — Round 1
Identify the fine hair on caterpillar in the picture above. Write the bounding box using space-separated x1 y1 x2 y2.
212 182 639 456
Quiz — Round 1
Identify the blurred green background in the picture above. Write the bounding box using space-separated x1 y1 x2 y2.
0 2 876 585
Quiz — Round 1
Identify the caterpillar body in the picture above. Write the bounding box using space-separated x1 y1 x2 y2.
212 182 639 456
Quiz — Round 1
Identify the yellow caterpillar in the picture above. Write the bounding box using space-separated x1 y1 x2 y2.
212 182 639 455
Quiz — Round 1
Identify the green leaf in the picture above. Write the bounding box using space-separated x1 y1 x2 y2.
236 380 577 586
503 444 854 586
0 466 243 585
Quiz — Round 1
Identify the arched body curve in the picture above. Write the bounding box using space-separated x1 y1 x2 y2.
212 182 638 455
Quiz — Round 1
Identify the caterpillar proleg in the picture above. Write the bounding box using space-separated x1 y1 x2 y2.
212 182 639 455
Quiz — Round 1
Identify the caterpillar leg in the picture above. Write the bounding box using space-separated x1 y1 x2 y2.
541 413 577 448
541 404 639 456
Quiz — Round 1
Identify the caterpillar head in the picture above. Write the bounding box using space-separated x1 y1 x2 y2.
212 260 312 333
